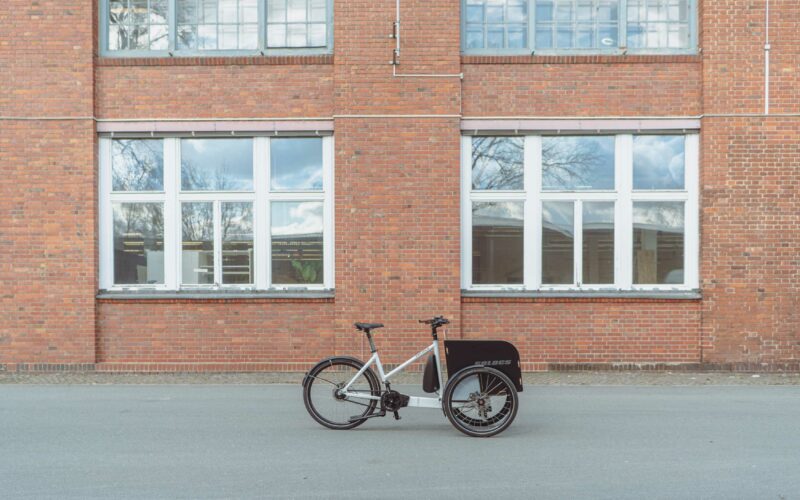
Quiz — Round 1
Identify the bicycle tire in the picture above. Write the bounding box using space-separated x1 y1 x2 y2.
443 365 519 437
302 356 381 430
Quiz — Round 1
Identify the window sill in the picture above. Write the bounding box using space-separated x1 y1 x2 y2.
95 54 333 67
461 54 701 65
461 289 701 302
97 289 335 302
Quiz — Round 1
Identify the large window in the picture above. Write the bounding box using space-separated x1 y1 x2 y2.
461 133 698 291
463 0 695 53
99 135 333 291
102 0 332 54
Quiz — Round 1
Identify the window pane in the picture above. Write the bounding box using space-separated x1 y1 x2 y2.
176 0 260 50
464 0 529 49
626 0 690 49
108 0 169 51
271 138 324 191
633 135 685 190
271 201 324 285
582 202 614 284
472 202 524 285
113 202 164 285
542 201 574 284
471 136 524 190
633 202 684 284
112 139 164 191
181 138 253 191
222 202 254 284
181 202 215 285
534 0 620 50
542 136 615 190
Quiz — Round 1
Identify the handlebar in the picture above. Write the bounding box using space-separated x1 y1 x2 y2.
419 316 450 327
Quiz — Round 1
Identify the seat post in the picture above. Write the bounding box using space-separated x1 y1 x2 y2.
365 331 377 353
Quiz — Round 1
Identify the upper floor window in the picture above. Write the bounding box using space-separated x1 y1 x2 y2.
462 0 695 53
103 0 332 55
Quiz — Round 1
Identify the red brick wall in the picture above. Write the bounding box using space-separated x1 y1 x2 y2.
4 1 800 372
1 1 96 366
462 299 702 369
462 58 703 117
96 299 335 367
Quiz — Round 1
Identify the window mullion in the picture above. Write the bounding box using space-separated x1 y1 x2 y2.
259 0 267 51
461 136 473 290
322 135 334 289
167 0 176 52
616 134 633 289
213 200 222 285
530 135 543 289
529 0 535 52
99 138 114 290
164 138 179 290
574 199 583 287
254 137 269 289
684 133 700 289
523 135 537 290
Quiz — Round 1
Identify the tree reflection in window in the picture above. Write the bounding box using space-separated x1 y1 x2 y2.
542 136 615 190
112 139 164 192
113 202 164 285
472 136 524 190
109 0 169 50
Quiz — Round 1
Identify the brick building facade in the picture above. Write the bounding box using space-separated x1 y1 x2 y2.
1 1 798 372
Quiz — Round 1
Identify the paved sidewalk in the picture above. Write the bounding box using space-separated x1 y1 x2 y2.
2 383 800 499
2 370 800 385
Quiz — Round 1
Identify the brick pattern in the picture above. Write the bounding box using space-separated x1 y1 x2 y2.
97 300 335 363
3 1 800 372
462 299 702 364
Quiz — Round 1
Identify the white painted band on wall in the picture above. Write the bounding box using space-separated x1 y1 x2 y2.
96 119 335 133
461 118 702 133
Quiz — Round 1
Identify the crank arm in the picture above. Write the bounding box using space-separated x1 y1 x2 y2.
348 410 386 423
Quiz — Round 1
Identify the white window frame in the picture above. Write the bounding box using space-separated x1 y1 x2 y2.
99 135 334 292
461 132 699 292
99 0 334 57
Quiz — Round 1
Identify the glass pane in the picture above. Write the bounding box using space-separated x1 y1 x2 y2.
508 26 527 48
271 201 324 285
240 23 259 49
181 202 215 285
287 23 307 46
536 27 553 48
310 0 327 22
309 23 327 46
487 27 504 48
542 136 615 190
267 24 287 46
113 203 164 285
112 139 164 191
219 24 238 49
221 202 254 285
633 202 684 284
472 202 524 285
582 202 614 284
181 138 253 191
633 135 685 190
467 4 484 23
536 1 554 21
271 138 323 190
486 4 504 23
268 0 287 22
287 0 306 22
466 29 485 49
542 201 574 285
471 136 524 190
177 0 198 24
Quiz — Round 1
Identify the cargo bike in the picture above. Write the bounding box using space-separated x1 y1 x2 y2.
302 316 522 437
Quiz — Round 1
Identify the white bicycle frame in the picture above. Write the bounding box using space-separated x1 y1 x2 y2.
341 339 444 409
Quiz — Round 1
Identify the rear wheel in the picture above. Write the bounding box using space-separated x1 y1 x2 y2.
303 357 381 430
443 366 518 437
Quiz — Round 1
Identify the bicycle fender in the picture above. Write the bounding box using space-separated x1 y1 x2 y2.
301 355 369 388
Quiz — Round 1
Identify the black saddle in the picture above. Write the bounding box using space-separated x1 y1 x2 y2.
354 322 384 332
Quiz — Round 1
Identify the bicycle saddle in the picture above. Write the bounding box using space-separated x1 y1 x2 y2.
354 322 384 332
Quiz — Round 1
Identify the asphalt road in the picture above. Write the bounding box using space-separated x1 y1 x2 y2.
2 384 799 499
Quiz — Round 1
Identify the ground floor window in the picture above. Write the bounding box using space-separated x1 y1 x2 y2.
461 133 698 291
99 135 333 291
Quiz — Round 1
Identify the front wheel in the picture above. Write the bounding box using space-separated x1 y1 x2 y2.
443 366 519 437
303 357 381 430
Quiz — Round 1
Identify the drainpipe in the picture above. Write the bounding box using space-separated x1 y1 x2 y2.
390 0 463 79
764 0 771 115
